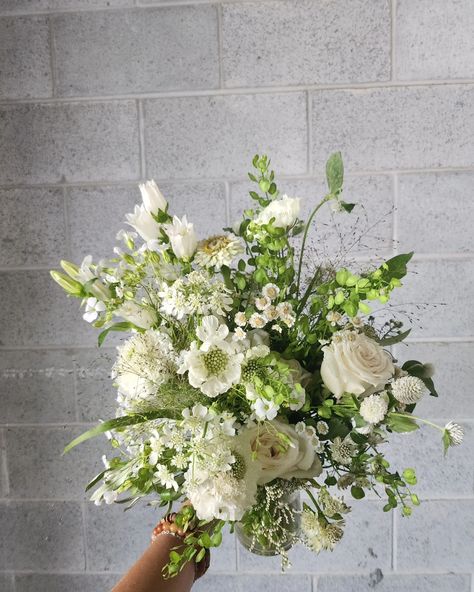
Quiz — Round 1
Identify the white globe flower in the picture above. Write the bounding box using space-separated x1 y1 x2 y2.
164 215 198 260
359 393 389 424
254 195 301 228
139 179 167 214
321 330 394 399
391 375 427 404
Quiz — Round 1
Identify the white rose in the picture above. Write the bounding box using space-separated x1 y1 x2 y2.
321 330 394 399
254 195 300 228
126 204 161 243
164 215 198 260
139 179 167 214
241 419 322 485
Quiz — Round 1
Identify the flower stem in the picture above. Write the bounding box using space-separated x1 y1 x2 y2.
390 412 444 433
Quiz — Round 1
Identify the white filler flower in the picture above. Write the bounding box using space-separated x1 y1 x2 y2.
359 394 389 424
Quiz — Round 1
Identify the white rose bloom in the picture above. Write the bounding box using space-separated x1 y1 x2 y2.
139 179 167 214
164 215 198 260
126 204 161 243
254 195 301 228
116 301 157 329
321 330 394 399
240 419 322 485
359 393 389 424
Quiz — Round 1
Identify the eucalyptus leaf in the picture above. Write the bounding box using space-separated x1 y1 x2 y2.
326 152 344 194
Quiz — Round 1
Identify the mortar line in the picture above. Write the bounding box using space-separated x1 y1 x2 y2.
0 167 472 192
306 90 312 175
47 15 58 98
390 0 397 81
1 79 474 106
0 429 11 498
392 172 399 254
216 3 225 89
137 99 147 179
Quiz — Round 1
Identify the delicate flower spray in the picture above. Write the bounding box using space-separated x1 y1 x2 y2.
52 152 463 575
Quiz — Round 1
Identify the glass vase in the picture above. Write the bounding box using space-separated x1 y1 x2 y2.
236 489 301 556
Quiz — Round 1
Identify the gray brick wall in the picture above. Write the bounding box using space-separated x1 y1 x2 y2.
0 1 472 591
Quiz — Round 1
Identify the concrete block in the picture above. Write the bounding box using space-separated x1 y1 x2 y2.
317 573 471 592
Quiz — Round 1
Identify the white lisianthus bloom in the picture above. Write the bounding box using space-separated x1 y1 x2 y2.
116 301 157 329
320 330 394 399
178 316 243 397
126 204 161 244
254 195 301 228
359 393 389 424
139 179 167 213
83 297 106 323
240 419 322 485
164 215 198 260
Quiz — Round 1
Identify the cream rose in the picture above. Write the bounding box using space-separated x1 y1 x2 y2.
320 330 394 399
241 419 322 485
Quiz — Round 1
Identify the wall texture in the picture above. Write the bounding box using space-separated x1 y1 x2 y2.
0 0 473 591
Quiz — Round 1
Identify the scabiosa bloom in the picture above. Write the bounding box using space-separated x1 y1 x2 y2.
359 393 389 424
301 509 344 553
194 235 244 269
178 316 243 397
391 375 427 404
330 436 357 466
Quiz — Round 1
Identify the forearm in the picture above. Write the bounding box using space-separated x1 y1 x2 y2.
111 534 195 592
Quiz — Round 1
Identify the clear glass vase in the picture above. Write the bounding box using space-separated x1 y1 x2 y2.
236 489 301 556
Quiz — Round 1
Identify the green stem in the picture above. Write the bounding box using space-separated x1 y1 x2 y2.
390 412 444 433
296 195 331 295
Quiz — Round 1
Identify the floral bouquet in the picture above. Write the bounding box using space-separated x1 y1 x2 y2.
52 152 463 575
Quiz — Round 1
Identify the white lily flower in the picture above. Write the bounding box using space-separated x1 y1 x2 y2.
125 204 161 244
164 215 198 260
139 180 167 214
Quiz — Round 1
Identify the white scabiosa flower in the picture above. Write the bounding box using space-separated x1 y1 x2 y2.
330 436 357 466
444 421 464 447
139 179 167 214
301 509 344 553
391 375 427 404
164 215 198 260
179 316 243 397
262 283 280 300
83 297 106 323
194 235 244 269
359 393 389 424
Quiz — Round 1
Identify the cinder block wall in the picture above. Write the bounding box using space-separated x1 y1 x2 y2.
0 1 473 591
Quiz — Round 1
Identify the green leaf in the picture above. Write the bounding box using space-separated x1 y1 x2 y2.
376 328 411 346
211 531 223 547
381 252 414 280
85 469 109 492
326 151 344 194
351 486 365 500
195 548 206 563
63 411 179 454
98 321 139 347
386 413 419 433
341 202 356 213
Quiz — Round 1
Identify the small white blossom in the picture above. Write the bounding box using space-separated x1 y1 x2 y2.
235 311 247 327
255 296 271 311
444 421 464 447
83 297 106 323
154 464 179 491
262 283 280 300
316 421 329 435
233 327 247 341
263 305 279 321
253 398 279 421
249 312 266 329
